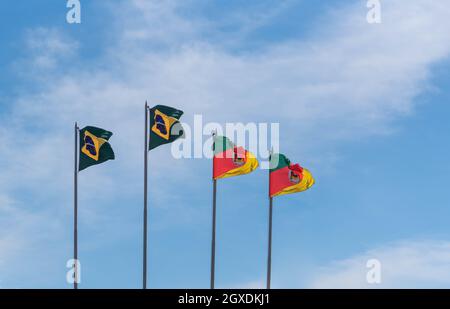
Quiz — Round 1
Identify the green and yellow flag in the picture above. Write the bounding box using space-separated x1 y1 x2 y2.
79 126 115 171
149 105 184 151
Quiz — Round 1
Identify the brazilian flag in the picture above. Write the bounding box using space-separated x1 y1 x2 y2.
149 105 184 151
79 126 115 171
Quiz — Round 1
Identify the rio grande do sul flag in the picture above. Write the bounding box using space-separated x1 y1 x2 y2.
269 153 314 197
213 135 259 180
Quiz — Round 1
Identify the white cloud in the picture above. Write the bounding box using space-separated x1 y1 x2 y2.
5 0 450 182
21 28 78 71
0 193 66 287
309 240 450 288
93 0 450 150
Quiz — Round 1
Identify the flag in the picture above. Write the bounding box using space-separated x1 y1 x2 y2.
79 126 115 171
149 105 184 151
213 135 259 180
269 153 314 197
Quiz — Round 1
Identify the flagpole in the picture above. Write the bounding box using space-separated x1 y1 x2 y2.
210 178 217 289
143 102 149 289
210 130 218 289
267 197 273 289
74 122 79 290
267 147 274 289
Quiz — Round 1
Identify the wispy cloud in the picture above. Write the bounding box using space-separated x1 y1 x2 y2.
17 28 79 74
309 240 450 288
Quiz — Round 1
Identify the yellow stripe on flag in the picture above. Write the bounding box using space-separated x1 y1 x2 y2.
218 151 259 179
272 168 315 197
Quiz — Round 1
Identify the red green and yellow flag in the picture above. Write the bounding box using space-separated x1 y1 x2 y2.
269 153 315 197
213 135 259 180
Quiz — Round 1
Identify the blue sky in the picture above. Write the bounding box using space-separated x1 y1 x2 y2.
0 0 450 289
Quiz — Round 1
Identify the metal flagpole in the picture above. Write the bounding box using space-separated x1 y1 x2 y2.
210 131 217 289
143 102 149 289
267 197 273 289
211 178 217 289
74 122 79 290
267 147 274 289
